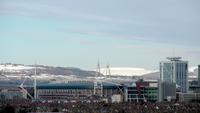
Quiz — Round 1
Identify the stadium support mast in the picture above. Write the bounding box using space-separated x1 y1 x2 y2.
20 78 34 100
105 64 111 77
96 60 101 76
94 60 103 97
34 62 37 99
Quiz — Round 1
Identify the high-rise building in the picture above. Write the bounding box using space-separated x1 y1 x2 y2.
160 57 188 93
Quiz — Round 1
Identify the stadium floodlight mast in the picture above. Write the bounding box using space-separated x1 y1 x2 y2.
34 62 37 100
19 77 34 100
94 62 127 101
19 62 37 100
105 64 111 78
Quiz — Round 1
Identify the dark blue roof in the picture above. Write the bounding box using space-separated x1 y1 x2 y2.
37 82 120 89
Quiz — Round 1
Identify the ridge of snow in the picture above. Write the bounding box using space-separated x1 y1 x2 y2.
0 64 34 70
100 67 157 76
0 64 45 71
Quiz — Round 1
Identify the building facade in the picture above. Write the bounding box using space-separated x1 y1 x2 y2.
177 93 200 102
124 81 158 102
36 81 123 102
0 87 27 100
160 57 188 93
158 80 176 101
36 80 158 103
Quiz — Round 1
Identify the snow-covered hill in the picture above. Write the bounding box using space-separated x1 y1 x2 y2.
0 64 34 70
0 63 198 81
100 67 157 76
0 63 97 77
0 63 44 73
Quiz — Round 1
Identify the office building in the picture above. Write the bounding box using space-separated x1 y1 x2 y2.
124 80 158 102
158 81 176 101
160 57 188 93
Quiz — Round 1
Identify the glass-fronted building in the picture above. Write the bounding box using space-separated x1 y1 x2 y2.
160 57 188 93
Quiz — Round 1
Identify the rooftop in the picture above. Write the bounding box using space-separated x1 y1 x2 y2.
37 82 122 89
166 57 182 61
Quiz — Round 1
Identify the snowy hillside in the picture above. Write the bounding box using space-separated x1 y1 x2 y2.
0 64 34 70
0 63 198 80
100 67 157 76
0 63 97 77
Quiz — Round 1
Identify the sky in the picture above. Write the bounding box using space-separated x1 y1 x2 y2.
0 0 200 70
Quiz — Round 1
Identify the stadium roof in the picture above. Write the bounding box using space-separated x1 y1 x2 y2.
37 82 121 89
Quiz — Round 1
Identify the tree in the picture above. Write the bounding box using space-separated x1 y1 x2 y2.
52 108 59 112
0 104 15 113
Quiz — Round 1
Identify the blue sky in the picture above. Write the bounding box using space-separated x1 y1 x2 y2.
0 0 200 70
